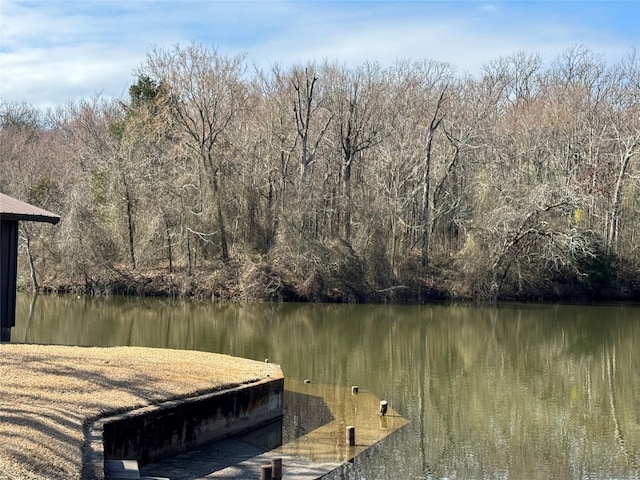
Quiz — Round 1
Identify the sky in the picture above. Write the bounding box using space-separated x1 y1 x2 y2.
1 0 639 109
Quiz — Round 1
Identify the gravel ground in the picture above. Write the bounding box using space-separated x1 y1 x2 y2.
0 344 281 480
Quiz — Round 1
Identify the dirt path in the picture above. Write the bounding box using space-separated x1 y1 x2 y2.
0 344 280 480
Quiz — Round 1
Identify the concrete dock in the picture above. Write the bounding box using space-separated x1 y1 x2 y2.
140 379 409 479
1 344 407 480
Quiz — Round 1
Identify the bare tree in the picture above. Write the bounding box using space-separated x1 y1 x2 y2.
3 45 639 301
605 50 640 254
241 65 300 251
607 129 639 253
141 43 247 263
325 62 385 242
0 103 65 289
291 66 333 181
421 86 448 267
380 59 453 268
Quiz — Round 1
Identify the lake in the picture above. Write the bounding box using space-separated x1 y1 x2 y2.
12 294 640 479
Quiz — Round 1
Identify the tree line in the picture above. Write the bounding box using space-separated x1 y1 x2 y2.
1 43 638 302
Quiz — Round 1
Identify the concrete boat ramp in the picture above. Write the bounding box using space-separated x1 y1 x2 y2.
140 379 408 480
0 344 407 480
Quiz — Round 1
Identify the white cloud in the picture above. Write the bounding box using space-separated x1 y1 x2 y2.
0 0 636 109
2 43 143 108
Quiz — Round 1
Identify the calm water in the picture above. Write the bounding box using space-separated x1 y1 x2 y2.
12 294 640 479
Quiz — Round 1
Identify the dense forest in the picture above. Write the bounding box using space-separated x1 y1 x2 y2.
1 44 638 302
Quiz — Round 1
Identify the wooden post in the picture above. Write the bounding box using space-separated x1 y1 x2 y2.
271 458 282 480
260 464 272 480
346 425 355 446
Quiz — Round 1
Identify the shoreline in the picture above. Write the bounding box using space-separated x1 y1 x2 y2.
19 261 640 304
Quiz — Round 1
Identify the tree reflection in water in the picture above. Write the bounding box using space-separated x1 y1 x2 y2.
14 295 640 479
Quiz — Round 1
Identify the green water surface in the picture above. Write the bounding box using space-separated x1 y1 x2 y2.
12 294 640 479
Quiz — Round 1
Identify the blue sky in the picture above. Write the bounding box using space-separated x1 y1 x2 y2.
1 0 638 109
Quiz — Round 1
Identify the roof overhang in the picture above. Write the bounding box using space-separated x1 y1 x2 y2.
0 192 60 225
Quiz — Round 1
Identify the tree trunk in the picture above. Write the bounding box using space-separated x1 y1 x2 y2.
164 212 173 272
122 173 137 270
186 230 193 276
23 229 38 291
300 135 309 179
205 154 230 263
342 157 352 242
211 175 229 263
294 69 315 181
607 142 638 253
217 195 229 262
421 87 447 267
421 134 433 267
293 68 333 181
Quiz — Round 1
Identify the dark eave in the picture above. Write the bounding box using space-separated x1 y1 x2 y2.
0 192 61 225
